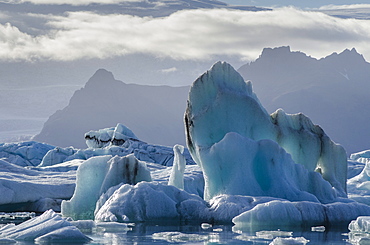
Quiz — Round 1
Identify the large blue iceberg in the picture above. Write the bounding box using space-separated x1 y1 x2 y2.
184 61 347 202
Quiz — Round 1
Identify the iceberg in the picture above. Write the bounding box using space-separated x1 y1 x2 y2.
0 141 54 167
85 123 138 148
184 61 347 201
0 209 90 243
232 200 370 230
348 152 370 205
39 124 195 167
348 216 370 245
94 181 209 223
168 144 186 190
270 237 309 245
350 150 370 164
61 154 152 220
0 159 75 212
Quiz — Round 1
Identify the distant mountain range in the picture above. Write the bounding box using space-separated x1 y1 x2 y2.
33 69 190 148
34 46 370 154
238 46 370 154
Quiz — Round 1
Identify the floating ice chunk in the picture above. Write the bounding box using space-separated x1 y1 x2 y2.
311 226 325 232
185 61 347 200
350 150 370 164
34 226 91 244
0 141 54 167
235 234 270 243
95 222 130 233
232 200 370 229
85 123 138 148
168 145 186 190
0 159 75 212
256 230 293 239
39 146 77 167
348 234 370 245
70 220 96 232
94 182 209 222
0 212 35 224
348 160 370 206
270 237 309 245
152 231 209 243
349 216 370 233
62 154 151 220
40 134 195 167
0 210 89 243
201 223 212 229
208 194 284 223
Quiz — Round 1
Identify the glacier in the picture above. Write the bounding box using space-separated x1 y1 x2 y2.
185 61 347 201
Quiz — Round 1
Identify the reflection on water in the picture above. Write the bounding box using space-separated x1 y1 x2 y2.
0 215 353 244
86 223 351 244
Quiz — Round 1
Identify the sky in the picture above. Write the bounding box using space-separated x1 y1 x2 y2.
223 0 368 8
0 0 370 86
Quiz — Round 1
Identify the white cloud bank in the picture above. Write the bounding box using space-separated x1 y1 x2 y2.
2 0 146 5
319 4 370 10
1 7 370 62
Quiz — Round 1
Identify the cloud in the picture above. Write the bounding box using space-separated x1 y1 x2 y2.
159 67 178 74
316 4 370 21
319 4 370 10
1 7 370 62
2 0 147 5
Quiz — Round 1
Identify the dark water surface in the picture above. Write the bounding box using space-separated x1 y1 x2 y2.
86 224 351 244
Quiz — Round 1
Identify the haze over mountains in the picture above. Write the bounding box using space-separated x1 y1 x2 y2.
34 46 370 154
238 46 370 154
33 69 190 148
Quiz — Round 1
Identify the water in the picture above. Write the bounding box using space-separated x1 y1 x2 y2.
80 224 350 244
85 224 352 244
0 215 355 244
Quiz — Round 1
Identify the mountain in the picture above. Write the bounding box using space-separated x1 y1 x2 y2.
33 69 190 148
238 46 370 154
0 85 78 143
34 47 370 154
